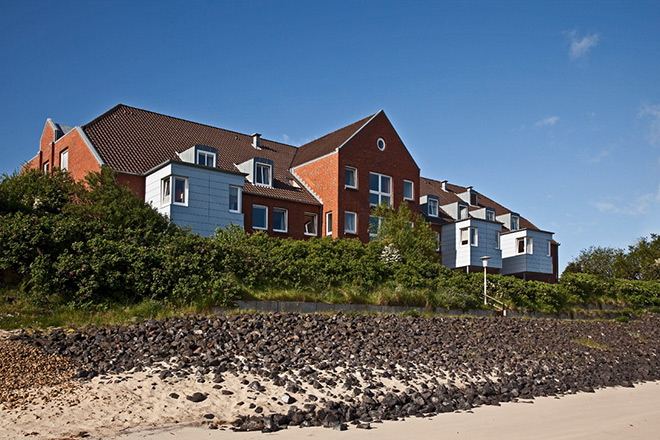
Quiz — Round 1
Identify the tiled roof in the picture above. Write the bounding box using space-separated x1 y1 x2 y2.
291 112 378 167
83 105 320 205
420 177 540 231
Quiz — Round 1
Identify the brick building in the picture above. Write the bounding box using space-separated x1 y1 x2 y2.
25 104 559 282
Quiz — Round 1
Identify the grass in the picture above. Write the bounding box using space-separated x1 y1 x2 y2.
572 337 611 351
0 286 210 330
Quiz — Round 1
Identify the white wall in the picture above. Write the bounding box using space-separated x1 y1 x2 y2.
442 219 502 269
501 229 553 275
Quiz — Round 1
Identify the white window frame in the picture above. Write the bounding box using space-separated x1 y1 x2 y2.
304 212 318 236
377 138 386 151
517 236 533 254
197 150 216 168
273 208 288 233
344 211 357 234
460 228 469 246
436 232 440 252
254 163 272 187
172 176 188 206
43 161 49 172
428 199 439 217
369 172 392 207
252 205 268 230
229 185 241 213
486 210 495 222
161 177 171 207
345 166 357 189
547 240 552 257
470 227 478 247
326 212 333 236
403 180 414 201
527 237 533 254
60 149 69 171
495 231 501 250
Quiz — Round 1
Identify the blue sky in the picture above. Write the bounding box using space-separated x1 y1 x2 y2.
1 0 659 270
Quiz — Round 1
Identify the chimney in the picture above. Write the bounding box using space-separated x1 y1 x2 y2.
440 180 448 191
252 133 261 149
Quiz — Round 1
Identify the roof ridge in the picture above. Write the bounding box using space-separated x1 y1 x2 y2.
83 104 297 149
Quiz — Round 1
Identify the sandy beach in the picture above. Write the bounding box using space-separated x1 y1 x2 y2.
117 381 660 440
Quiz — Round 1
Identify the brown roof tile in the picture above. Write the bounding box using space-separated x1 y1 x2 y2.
420 177 540 231
83 105 319 205
291 112 378 167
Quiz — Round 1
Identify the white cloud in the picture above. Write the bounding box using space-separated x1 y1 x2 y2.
639 103 660 147
535 116 559 127
590 183 660 216
568 30 600 60
585 148 611 164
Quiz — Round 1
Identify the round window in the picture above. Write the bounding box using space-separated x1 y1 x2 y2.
377 138 386 151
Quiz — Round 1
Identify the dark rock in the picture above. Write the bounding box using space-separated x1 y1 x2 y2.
186 392 207 402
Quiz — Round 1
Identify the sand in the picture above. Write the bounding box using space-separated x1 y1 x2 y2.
116 381 660 440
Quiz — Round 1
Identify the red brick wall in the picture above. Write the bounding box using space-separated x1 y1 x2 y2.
292 153 338 237
26 124 102 182
116 173 146 200
337 112 420 242
242 193 322 240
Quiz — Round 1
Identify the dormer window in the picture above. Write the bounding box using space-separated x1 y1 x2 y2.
197 150 216 167
486 210 495 222
255 163 272 187
459 205 468 220
511 215 520 231
428 199 438 217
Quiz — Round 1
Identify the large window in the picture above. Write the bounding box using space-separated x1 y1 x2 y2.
345 166 357 189
60 149 68 171
325 211 333 236
304 213 318 236
255 163 272 187
403 180 414 201
344 211 357 234
460 227 478 246
428 199 438 217
253 205 267 230
161 176 188 206
517 237 533 254
369 216 383 239
197 150 216 167
229 185 241 213
273 208 288 233
369 172 391 207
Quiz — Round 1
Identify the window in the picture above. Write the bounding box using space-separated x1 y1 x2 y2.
344 211 357 234
369 172 392 207
547 240 552 257
325 211 333 236
60 149 68 171
517 237 533 254
460 227 478 246
161 176 188 206
460 228 469 246
459 205 468 220
377 138 386 151
495 231 501 250
255 163 272 187
252 205 267 230
229 185 241 213
428 199 438 217
486 210 495 222
345 167 357 189
173 177 187 205
369 216 383 239
403 180 414 201
511 216 520 231
436 232 440 252
43 162 49 172
161 177 171 206
273 208 288 233
304 213 318 236
197 150 216 167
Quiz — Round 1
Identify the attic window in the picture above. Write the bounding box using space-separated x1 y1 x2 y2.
459 205 468 220
511 216 520 231
197 150 216 167
255 163 272 187
377 138 386 151
486 210 495 221
428 199 438 217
